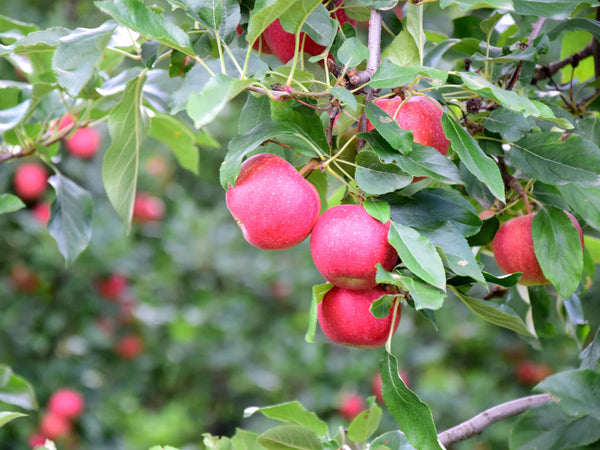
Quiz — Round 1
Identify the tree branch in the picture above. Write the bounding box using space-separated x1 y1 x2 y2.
498 155 532 214
438 394 554 447
506 18 546 90
532 41 595 83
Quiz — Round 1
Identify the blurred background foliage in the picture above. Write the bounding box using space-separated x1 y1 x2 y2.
1 1 599 449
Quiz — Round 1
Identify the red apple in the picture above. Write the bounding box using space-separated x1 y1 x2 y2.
310 204 397 290
516 361 553 386
58 114 74 131
13 163 49 201
338 392 366 421
47 389 85 420
367 96 450 156
371 369 410 405
492 212 584 285
132 193 165 223
32 202 51 226
115 334 144 360
225 153 321 250
262 1 356 64
65 127 101 159
96 273 128 300
40 412 72 440
317 286 401 348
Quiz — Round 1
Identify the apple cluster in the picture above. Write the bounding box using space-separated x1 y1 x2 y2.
29 388 85 447
225 152 401 349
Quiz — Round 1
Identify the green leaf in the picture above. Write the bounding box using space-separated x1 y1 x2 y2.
369 430 417 450
386 30 420 67
245 401 327 436
548 18 600 41
532 207 584 299
305 283 333 343
512 133 600 186
231 429 261 450
204 434 233 450
13 27 69 53
370 62 448 89
439 0 512 11
376 266 446 310
219 121 299 188
239 94 272 134
441 114 505 202
0 366 37 410
337 36 369 67
0 411 27 428
380 352 441 450
0 194 25 214
364 102 414 154
0 14 38 35
512 0 581 19
482 271 522 287
187 75 252 129
420 223 486 283
257 424 322 450
270 99 328 153
329 87 357 111
363 199 391 224
150 113 201 174
579 328 600 371
388 222 446 291
347 400 382 443
52 21 116 97
405 3 424 66
355 151 412 195
395 145 463 184
48 175 93 265
482 108 535 142
0 100 30 133
184 0 240 44
537 370 600 419
449 286 536 338
95 0 194 55
510 401 600 450
102 73 149 229
247 0 299 45
301 3 335 46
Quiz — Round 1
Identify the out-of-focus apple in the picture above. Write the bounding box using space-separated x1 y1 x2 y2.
338 392 366 421
516 361 553 386
371 369 410 405
32 202 51 226
132 193 165 223
40 412 72 440
115 334 144 360
10 263 40 293
13 163 48 202
47 389 85 420
96 273 128 301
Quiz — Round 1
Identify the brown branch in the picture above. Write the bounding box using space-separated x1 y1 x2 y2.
532 41 595 83
507 18 547 90
593 7 600 92
497 156 532 214
438 394 554 447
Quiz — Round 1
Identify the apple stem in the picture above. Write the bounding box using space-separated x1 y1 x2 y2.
437 393 554 446
298 159 322 177
497 156 532 214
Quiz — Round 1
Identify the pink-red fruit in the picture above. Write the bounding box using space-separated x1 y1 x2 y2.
40 412 71 440
371 369 410 405
492 212 584 285
317 286 400 348
338 392 366 421
310 204 397 289
133 193 165 223
59 114 101 159
226 153 321 250
13 163 48 201
115 334 144 360
367 96 450 156
47 389 85 419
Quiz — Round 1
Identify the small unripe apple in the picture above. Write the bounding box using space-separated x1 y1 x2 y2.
338 392 366 421
318 286 401 348
65 127 101 159
115 334 144 360
40 412 72 440
492 212 584 285
13 163 49 201
47 389 85 419
310 204 397 289
226 153 321 250
132 193 165 223
367 96 450 156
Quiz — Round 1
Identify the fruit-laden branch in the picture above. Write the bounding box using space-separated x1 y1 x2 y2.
437 393 553 446
532 41 596 83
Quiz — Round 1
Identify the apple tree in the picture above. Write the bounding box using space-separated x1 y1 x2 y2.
1 0 600 449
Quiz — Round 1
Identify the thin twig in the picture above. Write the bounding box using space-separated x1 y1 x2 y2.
366 8 382 76
506 18 546 90
497 156 532 214
532 42 595 83
438 394 554 447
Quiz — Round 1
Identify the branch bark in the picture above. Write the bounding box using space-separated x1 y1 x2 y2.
438 393 554 447
532 41 596 83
